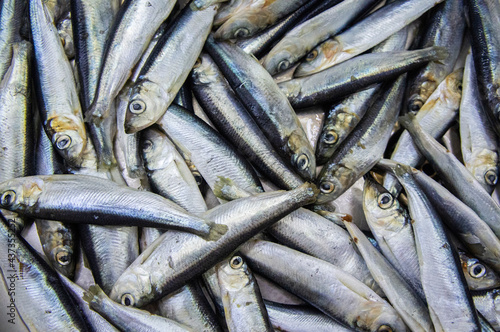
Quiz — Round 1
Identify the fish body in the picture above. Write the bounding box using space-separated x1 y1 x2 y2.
0 0 25 81
205 37 316 180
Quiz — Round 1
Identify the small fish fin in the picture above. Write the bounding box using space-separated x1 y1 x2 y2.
206 223 229 241
213 176 251 201
82 284 105 305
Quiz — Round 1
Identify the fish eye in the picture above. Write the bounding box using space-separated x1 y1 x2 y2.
322 130 338 144
0 190 16 207
230 256 244 269
305 50 318 62
193 57 202 68
234 27 249 39
121 293 135 306
277 60 290 72
193 172 203 186
484 170 498 186
320 182 334 194
129 100 146 114
295 154 309 171
56 250 72 266
377 193 393 209
409 99 423 113
55 135 72 150
457 83 462 91
378 325 393 332
469 263 486 278
142 139 153 152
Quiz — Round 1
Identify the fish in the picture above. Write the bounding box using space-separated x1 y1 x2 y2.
0 0 26 81
384 68 463 195
31 0 88 168
86 0 177 167
279 46 447 109
406 0 465 113
83 284 192 331
294 0 445 77
214 0 309 40
362 176 423 299
473 289 500 331
57 12 75 59
239 239 406 332
316 75 406 204
205 36 316 180
0 174 226 240
459 250 500 291
390 163 480 331
263 0 379 75
398 114 500 239
344 219 433 332
0 41 34 233
460 53 499 193
109 183 318 307
467 0 500 135
125 4 218 133
216 256 273 331
0 215 88 331
191 53 304 190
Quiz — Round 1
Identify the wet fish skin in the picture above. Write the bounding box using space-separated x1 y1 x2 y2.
71 0 120 111
0 215 89 331
265 301 353 332
279 46 447 109
205 36 316 181
191 53 304 190
398 114 500 239
344 219 433 332
31 0 88 168
157 104 263 195
58 274 120 332
295 0 445 77
83 284 192 332
109 183 318 308
86 0 177 167
57 13 75 59
460 53 499 193
172 84 194 112
142 127 207 214
0 174 225 240
0 0 26 81
214 0 309 40
384 68 463 195
263 0 379 76
391 163 480 331
316 75 406 204
217 256 273 332
473 289 500 330
362 177 423 299
239 239 406 332
406 0 465 113
125 4 218 133
467 0 500 135
0 41 34 233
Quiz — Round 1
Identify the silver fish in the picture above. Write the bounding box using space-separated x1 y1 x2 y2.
473 289 500 331
31 0 88 168
295 0 444 77
460 53 499 193
0 0 25 81
217 256 273 331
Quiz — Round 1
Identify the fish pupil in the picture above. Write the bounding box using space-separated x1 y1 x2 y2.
124 297 131 305
133 103 142 111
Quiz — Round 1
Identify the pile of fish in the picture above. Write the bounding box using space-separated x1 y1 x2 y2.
1 0 500 330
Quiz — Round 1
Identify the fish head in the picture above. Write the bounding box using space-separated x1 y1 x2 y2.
362 177 408 233
214 10 269 40
46 116 87 167
288 130 316 180
294 39 341 77
109 264 155 308
191 53 220 85
48 243 75 279
0 176 45 213
216 256 252 292
459 251 500 291
316 124 341 164
125 81 169 133
316 163 355 204
366 305 407 332
263 48 296 76
141 128 176 171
